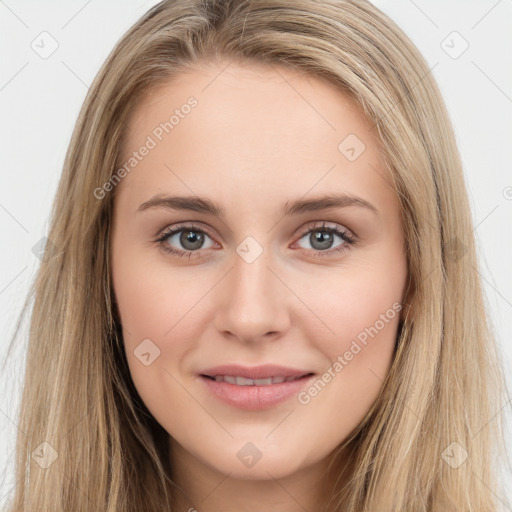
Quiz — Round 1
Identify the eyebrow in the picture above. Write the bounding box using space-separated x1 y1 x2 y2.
137 193 379 217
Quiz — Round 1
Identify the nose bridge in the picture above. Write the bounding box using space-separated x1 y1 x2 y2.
214 240 290 341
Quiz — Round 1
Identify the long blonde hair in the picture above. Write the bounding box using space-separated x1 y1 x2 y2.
3 0 509 510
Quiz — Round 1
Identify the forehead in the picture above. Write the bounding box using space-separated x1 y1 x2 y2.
116 59 394 212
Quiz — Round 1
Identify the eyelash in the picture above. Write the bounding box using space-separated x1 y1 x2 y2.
155 221 357 259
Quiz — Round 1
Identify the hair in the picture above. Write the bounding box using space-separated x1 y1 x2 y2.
2 0 510 510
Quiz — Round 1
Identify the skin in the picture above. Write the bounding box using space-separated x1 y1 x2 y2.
110 59 408 511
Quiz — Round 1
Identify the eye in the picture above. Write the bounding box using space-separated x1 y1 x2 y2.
155 221 357 259
156 223 216 258
294 222 357 257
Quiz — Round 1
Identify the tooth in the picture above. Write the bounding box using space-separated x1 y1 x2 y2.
235 376 255 386
254 377 273 385
212 375 296 385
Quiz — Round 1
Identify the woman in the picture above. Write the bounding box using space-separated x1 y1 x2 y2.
4 0 509 510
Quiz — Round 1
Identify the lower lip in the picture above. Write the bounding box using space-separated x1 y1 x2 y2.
200 374 315 410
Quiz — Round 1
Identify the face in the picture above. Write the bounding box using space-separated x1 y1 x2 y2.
110 59 408 482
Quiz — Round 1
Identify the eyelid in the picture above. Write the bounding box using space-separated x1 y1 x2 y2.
294 220 355 240
156 221 216 240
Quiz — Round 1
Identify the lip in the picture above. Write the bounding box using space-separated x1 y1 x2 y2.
200 364 313 380
199 364 315 411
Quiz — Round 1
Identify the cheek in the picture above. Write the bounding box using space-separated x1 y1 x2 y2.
111 250 208 418
305 261 404 350
112 248 202 339
295 257 404 407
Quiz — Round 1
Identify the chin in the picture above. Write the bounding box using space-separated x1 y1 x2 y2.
197 439 316 480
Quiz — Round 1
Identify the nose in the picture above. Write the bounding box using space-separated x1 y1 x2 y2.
213 245 292 344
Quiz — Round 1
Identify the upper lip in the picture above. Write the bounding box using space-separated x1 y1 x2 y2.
200 364 314 380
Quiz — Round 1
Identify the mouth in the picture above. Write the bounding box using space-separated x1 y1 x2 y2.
201 373 314 385
198 367 316 410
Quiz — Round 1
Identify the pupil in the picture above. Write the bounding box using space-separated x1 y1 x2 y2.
311 231 333 250
180 230 204 250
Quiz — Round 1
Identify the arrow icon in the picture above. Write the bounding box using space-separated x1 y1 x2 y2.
134 339 161 365
33 448 44 458
31 441 58 468
237 441 263 467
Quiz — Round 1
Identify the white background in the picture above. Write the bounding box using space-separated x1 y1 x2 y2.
1 0 511 506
